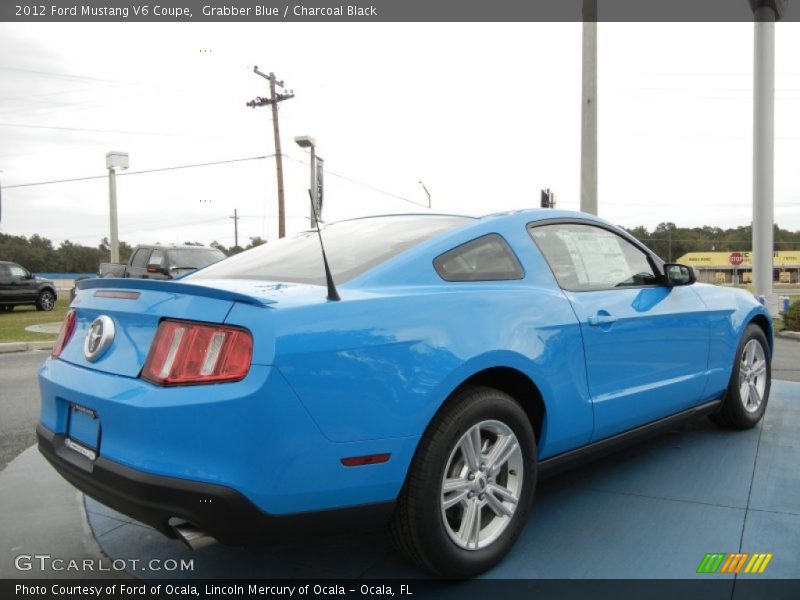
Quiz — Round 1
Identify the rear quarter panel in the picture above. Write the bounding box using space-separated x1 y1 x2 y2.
224 216 594 459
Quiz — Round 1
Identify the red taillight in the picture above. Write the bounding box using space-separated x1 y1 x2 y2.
142 320 253 385
52 309 77 358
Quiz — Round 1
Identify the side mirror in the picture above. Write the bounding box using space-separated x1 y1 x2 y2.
663 263 696 286
146 264 167 275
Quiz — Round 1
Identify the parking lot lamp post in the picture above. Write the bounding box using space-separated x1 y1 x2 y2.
105 152 129 264
294 136 318 228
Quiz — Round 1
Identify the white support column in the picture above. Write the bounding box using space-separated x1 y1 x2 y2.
580 1 598 216
751 1 782 315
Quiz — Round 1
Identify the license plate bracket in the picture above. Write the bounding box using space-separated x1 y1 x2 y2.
66 404 100 458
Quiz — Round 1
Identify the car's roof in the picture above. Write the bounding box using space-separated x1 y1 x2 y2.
137 245 222 250
332 208 610 228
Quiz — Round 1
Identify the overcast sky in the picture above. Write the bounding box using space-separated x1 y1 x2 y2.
0 22 799 250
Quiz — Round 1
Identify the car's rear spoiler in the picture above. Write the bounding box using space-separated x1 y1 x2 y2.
76 278 277 307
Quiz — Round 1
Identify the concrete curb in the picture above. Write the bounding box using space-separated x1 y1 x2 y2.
777 330 800 341
0 341 54 354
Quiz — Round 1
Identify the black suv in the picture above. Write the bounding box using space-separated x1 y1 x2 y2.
0 261 58 311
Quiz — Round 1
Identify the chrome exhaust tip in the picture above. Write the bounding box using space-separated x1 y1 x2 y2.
171 520 217 550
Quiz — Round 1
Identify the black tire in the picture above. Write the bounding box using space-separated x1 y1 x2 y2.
35 290 56 311
390 385 536 578
709 324 771 430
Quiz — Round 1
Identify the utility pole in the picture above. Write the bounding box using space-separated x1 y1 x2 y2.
247 67 294 238
580 0 598 216
668 230 672 262
230 209 240 248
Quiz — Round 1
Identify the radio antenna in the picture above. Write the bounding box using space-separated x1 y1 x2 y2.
308 189 340 302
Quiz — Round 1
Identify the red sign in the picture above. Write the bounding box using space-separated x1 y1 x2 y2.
729 252 744 266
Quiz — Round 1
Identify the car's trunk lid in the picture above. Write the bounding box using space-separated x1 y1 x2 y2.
58 279 275 377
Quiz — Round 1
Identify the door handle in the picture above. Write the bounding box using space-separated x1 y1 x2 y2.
587 313 618 326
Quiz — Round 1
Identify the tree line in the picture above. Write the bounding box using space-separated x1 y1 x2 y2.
623 223 800 263
0 233 266 274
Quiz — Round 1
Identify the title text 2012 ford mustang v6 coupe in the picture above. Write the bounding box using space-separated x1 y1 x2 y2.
37 209 772 577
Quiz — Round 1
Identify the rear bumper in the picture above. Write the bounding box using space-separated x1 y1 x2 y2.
38 358 416 515
37 424 394 545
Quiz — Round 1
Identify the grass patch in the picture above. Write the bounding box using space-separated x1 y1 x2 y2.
0 297 69 343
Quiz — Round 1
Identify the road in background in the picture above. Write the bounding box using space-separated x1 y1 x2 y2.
773 337 799 382
0 339 798 472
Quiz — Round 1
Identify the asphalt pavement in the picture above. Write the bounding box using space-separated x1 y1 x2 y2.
772 337 800 382
0 349 47 471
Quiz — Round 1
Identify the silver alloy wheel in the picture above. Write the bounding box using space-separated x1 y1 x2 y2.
739 338 767 413
440 420 523 551
40 292 54 310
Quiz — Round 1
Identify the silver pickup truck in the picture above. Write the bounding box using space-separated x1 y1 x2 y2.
98 245 226 280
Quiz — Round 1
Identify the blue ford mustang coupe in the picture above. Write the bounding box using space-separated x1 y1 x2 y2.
38 209 772 577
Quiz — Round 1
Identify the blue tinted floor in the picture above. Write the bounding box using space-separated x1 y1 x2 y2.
85 380 800 580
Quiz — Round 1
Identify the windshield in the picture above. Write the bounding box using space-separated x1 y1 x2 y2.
168 248 226 270
187 215 471 285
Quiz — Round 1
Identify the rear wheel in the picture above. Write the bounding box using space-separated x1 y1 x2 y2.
391 386 536 578
710 324 771 429
35 290 55 311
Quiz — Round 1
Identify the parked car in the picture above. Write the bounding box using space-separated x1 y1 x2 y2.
0 261 57 311
98 244 226 280
37 210 772 577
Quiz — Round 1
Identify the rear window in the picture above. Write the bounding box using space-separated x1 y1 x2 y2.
434 234 523 281
188 215 470 285
168 248 226 270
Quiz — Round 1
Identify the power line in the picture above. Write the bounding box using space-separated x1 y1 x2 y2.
3 155 276 189
0 121 210 138
0 65 118 84
281 154 430 208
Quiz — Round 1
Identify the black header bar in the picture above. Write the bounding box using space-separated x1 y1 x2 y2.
1 0 798 23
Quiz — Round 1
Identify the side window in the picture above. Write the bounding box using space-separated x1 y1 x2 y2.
9 264 29 278
529 223 658 291
434 234 523 282
149 249 164 266
130 249 151 269
0 265 10 278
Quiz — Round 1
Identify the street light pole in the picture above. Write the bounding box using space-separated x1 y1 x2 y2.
294 136 319 228
105 151 129 264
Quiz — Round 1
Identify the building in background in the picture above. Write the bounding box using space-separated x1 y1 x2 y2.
677 251 800 285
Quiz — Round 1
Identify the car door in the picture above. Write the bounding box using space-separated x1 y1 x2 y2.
0 264 14 302
529 221 710 441
8 263 37 302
